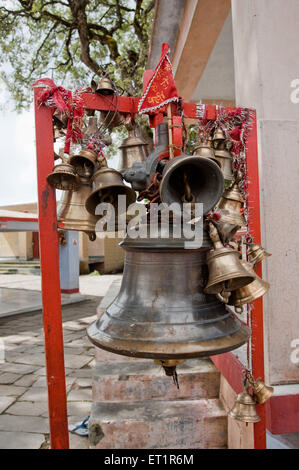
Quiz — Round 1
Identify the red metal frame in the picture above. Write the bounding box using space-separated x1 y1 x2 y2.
34 89 69 449
34 86 266 448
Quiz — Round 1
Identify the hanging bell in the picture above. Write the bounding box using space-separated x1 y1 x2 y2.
227 259 270 313
213 149 234 184
118 129 148 174
57 174 100 241
213 127 226 149
69 148 98 176
85 167 136 216
47 161 80 191
193 141 218 163
228 385 261 424
204 224 254 295
251 379 274 404
160 154 224 215
247 243 272 266
87 223 250 360
217 183 246 227
96 77 115 95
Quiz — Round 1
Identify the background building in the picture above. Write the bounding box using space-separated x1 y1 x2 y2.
147 0 299 446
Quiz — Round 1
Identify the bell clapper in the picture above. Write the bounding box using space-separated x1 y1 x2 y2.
154 359 185 389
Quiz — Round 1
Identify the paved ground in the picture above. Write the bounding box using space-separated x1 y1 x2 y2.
0 273 122 449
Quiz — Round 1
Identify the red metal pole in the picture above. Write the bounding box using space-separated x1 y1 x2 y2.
246 112 266 449
34 88 69 449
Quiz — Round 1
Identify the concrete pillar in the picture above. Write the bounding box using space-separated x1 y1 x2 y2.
18 232 33 260
59 230 79 294
231 0 299 386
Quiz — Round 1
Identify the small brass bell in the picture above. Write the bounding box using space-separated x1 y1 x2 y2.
251 378 274 404
228 383 261 424
118 129 148 174
228 259 270 313
70 148 98 173
247 243 272 266
193 141 218 163
85 167 136 216
57 171 100 241
217 183 246 227
213 127 226 149
47 151 80 191
213 149 234 183
204 223 254 295
96 77 115 95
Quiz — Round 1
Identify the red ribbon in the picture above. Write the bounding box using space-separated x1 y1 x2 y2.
32 78 85 154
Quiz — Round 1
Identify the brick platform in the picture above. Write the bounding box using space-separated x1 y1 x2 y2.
89 281 228 449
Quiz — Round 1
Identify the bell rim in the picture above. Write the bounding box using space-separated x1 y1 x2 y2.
160 154 224 215
85 184 136 215
69 149 97 167
228 280 270 306
86 321 250 360
46 171 80 191
228 410 261 423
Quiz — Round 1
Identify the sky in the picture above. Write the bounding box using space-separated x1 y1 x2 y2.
0 87 119 207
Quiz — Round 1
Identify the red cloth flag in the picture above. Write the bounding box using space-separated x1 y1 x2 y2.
138 43 178 114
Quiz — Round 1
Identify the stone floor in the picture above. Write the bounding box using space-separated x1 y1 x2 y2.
0 295 104 449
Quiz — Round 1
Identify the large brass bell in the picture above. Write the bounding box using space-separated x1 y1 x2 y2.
96 77 115 95
47 152 80 191
228 383 261 424
247 243 272 266
217 183 246 227
251 378 274 404
227 259 270 313
160 154 224 215
214 149 234 183
57 173 100 241
204 224 254 295
85 167 136 217
118 129 148 174
87 223 250 360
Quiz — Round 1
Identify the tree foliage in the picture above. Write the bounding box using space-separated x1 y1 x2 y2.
0 0 155 110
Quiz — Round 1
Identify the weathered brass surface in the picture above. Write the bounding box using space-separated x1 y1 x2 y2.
87 224 250 359
46 163 80 191
70 149 97 172
213 127 226 149
193 142 218 162
118 130 148 174
229 387 261 423
96 77 114 95
247 243 272 266
217 183 246 226
204 224 254 295
57 175 100 241
204 247 254 295
160 154 224 214
251 379 274 404
228 259 269 312
214 149 234 182
85 167 136 216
